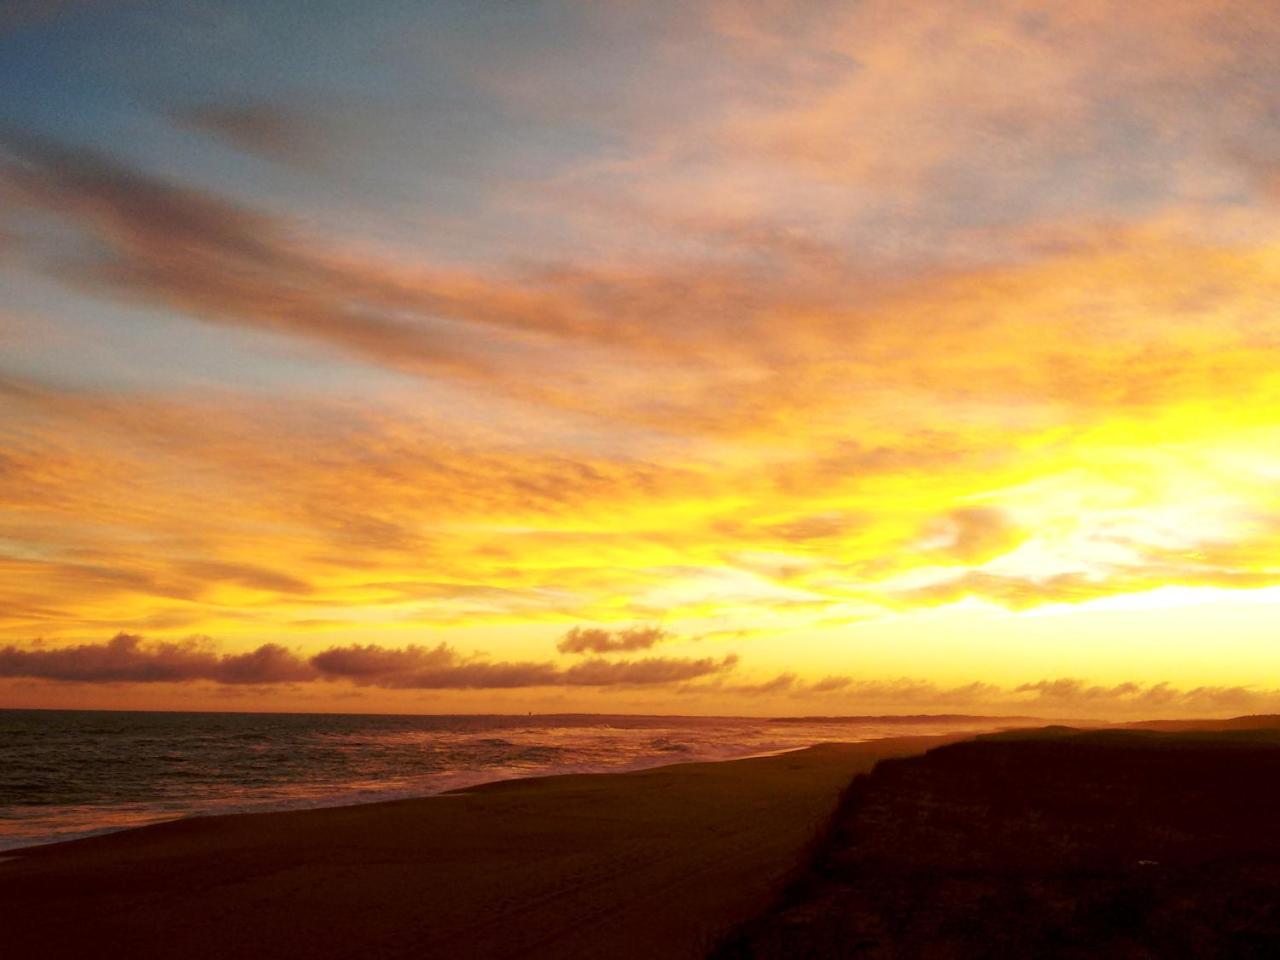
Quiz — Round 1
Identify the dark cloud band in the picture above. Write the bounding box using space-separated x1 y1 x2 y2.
0 633 736 689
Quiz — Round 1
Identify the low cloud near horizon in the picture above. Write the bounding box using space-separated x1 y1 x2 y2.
4 634 1280 717
0 633 736 690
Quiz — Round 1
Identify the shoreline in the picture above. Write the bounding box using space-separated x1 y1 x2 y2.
2 717 1035 855
0 740 824 856
0 731 979 960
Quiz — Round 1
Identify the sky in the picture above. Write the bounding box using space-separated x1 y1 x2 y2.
4 0 1280 717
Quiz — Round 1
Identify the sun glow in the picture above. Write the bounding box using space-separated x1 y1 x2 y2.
4 1 1280 716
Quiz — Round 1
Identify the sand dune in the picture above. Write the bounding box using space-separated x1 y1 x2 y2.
0 733 968 960
715 725 1280 958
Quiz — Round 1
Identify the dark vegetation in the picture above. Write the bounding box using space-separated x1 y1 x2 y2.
712 724 1280 959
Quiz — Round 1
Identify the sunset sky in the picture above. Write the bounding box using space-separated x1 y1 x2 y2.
4 1 1280 717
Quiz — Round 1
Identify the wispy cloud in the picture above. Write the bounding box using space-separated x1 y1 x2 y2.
173 101 323 164
0 133 507 382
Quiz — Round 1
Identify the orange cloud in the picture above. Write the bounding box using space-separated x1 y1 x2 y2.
0 633 738 689
1012 677 1280 714
556 624 669 654
0 633 315 684
7 633 1280 719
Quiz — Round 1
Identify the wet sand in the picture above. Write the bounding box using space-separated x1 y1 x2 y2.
0 733 968 960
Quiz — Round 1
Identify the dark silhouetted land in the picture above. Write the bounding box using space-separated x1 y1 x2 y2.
0 734 969 960
714 721 1280 959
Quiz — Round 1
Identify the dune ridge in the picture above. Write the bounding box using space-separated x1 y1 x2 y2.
714 719 1280 958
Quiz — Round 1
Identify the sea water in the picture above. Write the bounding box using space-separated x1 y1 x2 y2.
0 709 1019 851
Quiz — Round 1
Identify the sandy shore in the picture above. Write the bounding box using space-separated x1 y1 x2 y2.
0 732 969 960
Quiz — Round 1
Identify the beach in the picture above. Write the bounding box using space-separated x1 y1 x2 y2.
0 732 967 960
0 710 1012 852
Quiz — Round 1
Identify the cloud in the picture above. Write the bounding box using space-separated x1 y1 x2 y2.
0 133 874 439
896 561 1280 613
178 561 313 596
696 1 1280 236
7 4 1280 665
1013 677 1280 713
898 571 1105 610
711 673 990 702
0 132 788 392
809 675 852 693
677 669 1280 716
562 653 737 686
173 101 321 164
1015 678 1140 701
6 128 1280 453
5 635 1280 718
217 642 319 684
8 358 1280 647
932 507 1020 563
684 672 1009 706
0 632 315 684
301 642 736 689
0 634 738 689
310 642 562 689
761 513 863 544
0 132 520 383
556 624 668 654
733 672 798 695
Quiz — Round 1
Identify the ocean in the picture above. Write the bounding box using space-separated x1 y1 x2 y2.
0 709 1019 851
